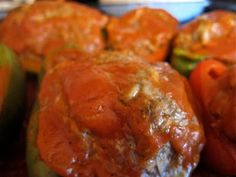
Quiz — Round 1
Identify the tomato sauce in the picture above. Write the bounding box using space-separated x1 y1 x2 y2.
0 1 108 72
175 10 236 64
37 52 204 176
107 8 178 63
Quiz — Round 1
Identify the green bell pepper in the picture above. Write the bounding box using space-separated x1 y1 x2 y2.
171 48 206 77
26 104 59 177
0 44 25 147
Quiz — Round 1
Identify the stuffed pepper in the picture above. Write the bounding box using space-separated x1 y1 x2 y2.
189 59 236 176
171 10 236 76
107 8 178 64
27 51 204 177
0 1 108 73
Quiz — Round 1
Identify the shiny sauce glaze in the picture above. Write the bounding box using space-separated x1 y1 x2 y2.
37 52 204 177
175 10 236 64
107 8 178 63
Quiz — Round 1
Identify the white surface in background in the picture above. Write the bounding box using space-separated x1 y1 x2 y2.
0 0 34 12
99 0 209 22
100 0 207 4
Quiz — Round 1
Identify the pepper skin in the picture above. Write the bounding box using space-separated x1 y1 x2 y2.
0 44 25 149
189 59 236 176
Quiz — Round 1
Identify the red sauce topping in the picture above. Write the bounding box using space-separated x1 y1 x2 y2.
175 10 236 64
0 1 108 72
37 52 204 177
107 8 178 63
